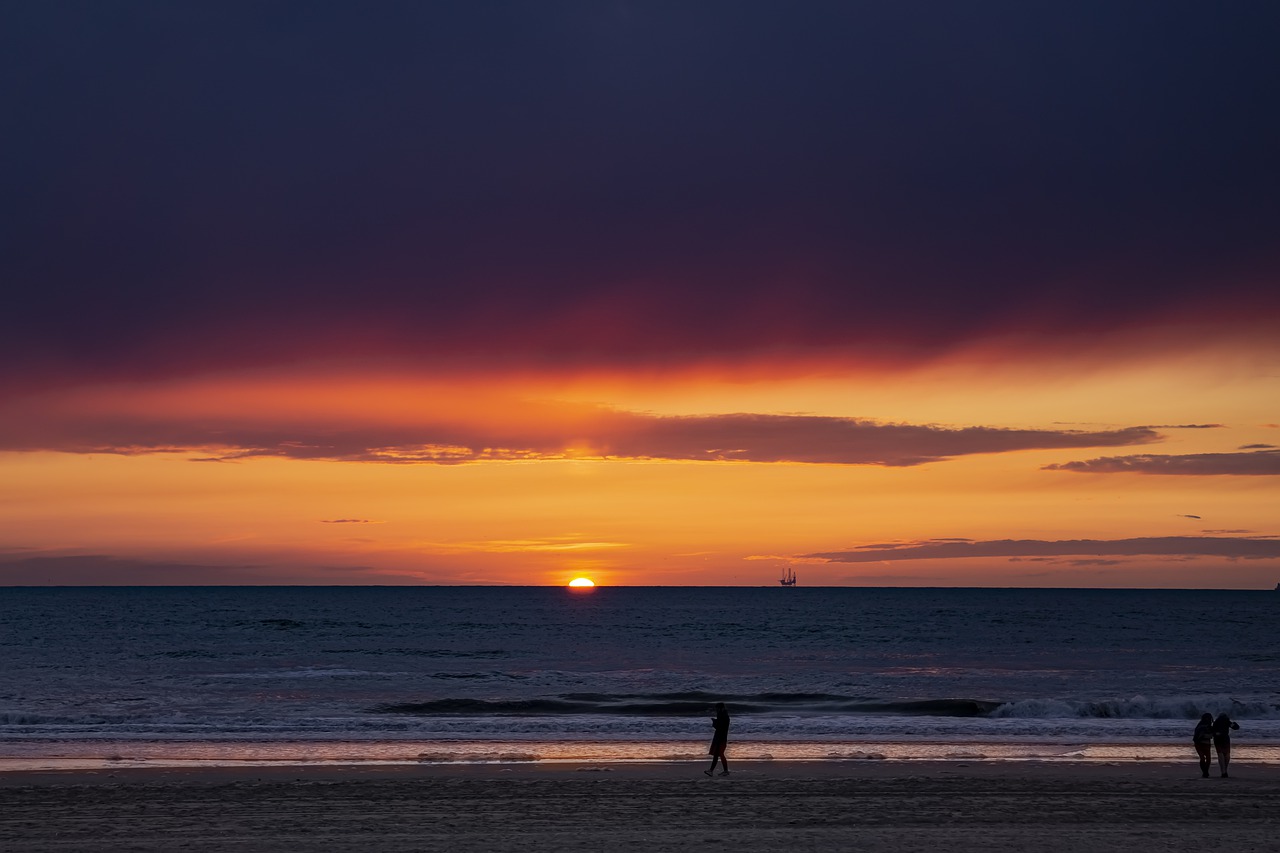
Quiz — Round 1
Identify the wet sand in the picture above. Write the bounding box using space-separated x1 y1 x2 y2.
2 760 1277 852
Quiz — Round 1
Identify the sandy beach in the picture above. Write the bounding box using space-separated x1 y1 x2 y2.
2 760 1277 852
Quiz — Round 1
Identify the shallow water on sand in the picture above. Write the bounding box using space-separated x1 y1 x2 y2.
4 737 1280 772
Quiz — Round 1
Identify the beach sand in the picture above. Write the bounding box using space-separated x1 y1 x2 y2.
2 760 1277 852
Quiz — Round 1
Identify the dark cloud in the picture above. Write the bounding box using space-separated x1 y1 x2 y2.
0 554 410 585
3 3 1279 388
0 555 261 585
1240 443 1277 450
320 519 376 524
0 409 1160 467
808 536 1280 563
595 416 1159 466
1045 449 1280 475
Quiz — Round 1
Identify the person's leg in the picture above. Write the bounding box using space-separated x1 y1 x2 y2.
1196 743 1211 777
719 754 729 776
1220 743 1231 777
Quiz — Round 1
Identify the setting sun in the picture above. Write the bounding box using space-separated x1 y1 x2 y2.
567 577 596 588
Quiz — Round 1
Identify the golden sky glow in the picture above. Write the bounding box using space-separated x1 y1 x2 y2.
2 336 1277 588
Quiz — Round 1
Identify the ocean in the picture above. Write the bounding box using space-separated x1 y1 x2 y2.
2 586 1277 769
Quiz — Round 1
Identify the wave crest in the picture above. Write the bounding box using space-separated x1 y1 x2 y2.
991 695 1280 720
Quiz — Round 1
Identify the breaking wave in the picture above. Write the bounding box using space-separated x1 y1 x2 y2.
373 692 1003 718
373 691 1280 721
991 695 1280 720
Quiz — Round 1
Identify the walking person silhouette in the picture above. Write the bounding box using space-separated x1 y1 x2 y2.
704 702 730 777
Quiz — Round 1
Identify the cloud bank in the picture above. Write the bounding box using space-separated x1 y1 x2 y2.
1045 449 1280 475
807 536 1280 563
0 409 1162 467
0 554 420 585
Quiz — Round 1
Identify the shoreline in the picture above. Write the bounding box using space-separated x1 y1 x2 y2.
5 756 1280 786
4 736 1278 773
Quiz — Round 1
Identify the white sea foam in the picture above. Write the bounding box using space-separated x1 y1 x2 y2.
990 695 1280 720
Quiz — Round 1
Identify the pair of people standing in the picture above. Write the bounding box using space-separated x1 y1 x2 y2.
1193 712 1240 778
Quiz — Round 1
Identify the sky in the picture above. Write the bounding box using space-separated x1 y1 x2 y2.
2 1 1279 587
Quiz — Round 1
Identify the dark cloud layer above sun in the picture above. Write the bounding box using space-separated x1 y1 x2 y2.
808 536 1280 563
1045 449 1280 475
0 407 1160 467
594 415 1158 467
3 3 1280 388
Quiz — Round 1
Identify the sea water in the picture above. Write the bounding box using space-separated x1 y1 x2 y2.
2 586 1277 769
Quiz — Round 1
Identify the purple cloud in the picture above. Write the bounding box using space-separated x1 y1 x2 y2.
0 554 413 585
808 536 1280 563
1045 449 1280 475
0 410 1161 467
3 6 1280 392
